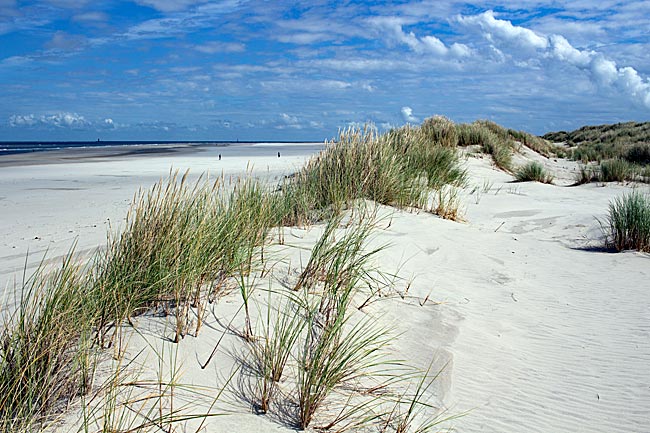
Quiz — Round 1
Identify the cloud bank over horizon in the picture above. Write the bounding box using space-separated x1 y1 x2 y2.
1 1 649 140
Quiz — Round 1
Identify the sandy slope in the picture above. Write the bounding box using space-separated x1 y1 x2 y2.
2 146 649 432
378 156 650 432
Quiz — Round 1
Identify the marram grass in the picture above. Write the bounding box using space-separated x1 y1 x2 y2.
515 161 554 184
0 115 500 431
604 191 650 252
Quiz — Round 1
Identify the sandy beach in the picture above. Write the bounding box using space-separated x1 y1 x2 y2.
1 144 649 432
0 143 323 294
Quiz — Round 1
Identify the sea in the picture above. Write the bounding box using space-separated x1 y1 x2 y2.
0 140 308 156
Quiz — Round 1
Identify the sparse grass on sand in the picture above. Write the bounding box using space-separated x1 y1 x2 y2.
604 191 650 252
514 161 554 184
1 118 479 432
13 115 642 431
0 252 96 433
573 164 600 185
246 214 452 431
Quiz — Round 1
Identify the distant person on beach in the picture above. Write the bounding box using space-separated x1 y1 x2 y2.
277 151 281 158
218 154 221 160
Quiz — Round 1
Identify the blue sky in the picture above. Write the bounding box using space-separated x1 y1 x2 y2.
1 1 649 141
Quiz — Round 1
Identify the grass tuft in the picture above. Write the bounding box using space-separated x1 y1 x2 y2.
604 191 650 252
515 161 554 184
598 158 636 182
0 251 97 432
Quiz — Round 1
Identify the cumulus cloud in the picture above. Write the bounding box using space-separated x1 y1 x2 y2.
370 16 470 58
458 11 548 51
9 112 91 128
401 106 419 123
549 34 591 67
459 10 650 109
277 113 302 129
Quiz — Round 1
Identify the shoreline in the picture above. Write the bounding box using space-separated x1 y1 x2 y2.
0 141 323 168
0 142 324 292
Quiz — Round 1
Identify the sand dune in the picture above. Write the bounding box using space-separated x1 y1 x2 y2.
1 145 649 432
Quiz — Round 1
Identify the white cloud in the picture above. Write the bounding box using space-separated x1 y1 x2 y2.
9 114 37 126
549 34 592 67
277 32 331 44
590 56 618 86
458 10 650 109
277 113 302 129
45 31 87 51
458 10 548 51
370 16 470 58
617 66 650 107
401 106 419 123
9 112 91 128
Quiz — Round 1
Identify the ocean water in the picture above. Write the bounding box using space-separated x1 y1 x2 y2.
0 140 247 156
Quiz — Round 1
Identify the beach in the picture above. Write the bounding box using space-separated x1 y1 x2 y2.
1 142 649 432
0 142 323 294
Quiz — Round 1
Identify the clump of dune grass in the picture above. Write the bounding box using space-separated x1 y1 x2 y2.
515 161 554 184
387 125 467 190
508 129 566 158
420 115 457 147
92 171 276 345
603 191 650 252
243 214 434 431
292 217 391 429
598 158 637 182
278 125 467 225
455 120 515 171
0 252 97 432
248 293 306 414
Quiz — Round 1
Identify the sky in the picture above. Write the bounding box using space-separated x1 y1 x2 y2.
1 1 649 141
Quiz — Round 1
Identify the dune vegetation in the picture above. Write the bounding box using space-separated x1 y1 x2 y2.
4 115 638 432
514 161 554 184
0 117 481 432
545 121 650 184
604 191 650 252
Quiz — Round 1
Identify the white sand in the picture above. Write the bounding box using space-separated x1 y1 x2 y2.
1 146 649 432
0 143 322 295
